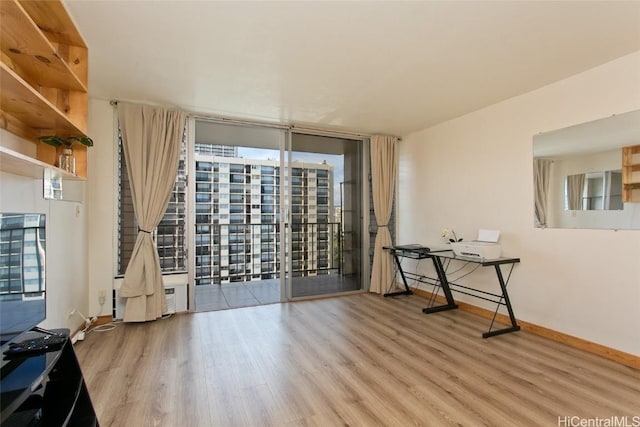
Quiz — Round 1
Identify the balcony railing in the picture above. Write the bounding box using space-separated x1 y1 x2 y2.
195 222 342 286
120 221 343 286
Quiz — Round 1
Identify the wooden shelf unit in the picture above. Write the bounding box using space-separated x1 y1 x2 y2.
0 145 84 181
622 144 640 203
0 0 89 179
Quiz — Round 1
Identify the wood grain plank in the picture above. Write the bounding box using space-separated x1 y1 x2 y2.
1 0 86 91
0 63 86 136
412 286 640 369
75 294 640 427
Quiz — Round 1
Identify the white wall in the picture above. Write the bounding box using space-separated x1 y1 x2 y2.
0 131 89 334
86 99 117 317
398 51 640 356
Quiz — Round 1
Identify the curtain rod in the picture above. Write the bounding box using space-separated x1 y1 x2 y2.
110 99 402 141
290 124 372 140
191 113 290 131
290 125 401 142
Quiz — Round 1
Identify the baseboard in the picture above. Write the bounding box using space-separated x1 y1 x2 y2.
411 287 640 369
95 315 113 326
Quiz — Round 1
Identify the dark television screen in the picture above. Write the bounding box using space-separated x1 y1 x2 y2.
0 213 46 347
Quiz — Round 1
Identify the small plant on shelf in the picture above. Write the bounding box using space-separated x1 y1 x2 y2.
38 135 93 174
38 135 94 148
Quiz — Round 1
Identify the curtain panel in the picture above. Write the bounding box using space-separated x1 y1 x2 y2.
369 135 398 294
533 159 552 227
117 103 186 322
567 173 585 211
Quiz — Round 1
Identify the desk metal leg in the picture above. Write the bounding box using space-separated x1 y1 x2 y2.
482 264 521 338
384 253 413 297
422 256 458 314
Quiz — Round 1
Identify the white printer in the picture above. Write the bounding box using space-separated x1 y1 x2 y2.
450 229 502 260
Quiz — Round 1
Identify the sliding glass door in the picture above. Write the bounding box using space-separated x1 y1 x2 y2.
285 132 365 298
189 119 286 311
188 119 367 311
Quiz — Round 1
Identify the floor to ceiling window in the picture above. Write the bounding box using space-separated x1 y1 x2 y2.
189 120 285 311
117 118 369 313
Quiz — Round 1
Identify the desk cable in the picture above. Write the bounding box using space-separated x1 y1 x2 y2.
444 258 481 283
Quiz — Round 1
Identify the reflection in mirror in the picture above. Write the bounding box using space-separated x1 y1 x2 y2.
533 109 640 230
43 168 62 200
564 170 622 211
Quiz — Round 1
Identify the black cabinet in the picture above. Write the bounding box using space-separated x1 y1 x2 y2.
1 329 98 426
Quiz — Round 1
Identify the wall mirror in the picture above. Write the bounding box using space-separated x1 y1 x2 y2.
533 109 640 230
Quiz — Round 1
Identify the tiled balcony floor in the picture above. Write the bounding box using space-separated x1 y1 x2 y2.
194 275 361 312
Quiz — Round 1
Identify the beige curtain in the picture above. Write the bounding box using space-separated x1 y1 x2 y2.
567 173 585 211
533 159 552 227
117 103 186 322
369 135 398 294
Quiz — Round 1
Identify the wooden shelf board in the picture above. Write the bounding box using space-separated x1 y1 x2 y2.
0 145 84 180
0 62 86 138
0 0 86 91
18 0 87 48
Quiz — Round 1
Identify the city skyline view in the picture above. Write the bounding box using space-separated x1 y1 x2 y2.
237 147 345 206
192 151 337 284
119 136 363 304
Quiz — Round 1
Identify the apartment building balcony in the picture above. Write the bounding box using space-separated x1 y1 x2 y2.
189 222 360 311
194 221 343 285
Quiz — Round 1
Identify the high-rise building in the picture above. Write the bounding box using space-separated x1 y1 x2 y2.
0 214 46 295
119 141 338 286
194 153 335 285
194 144 237 157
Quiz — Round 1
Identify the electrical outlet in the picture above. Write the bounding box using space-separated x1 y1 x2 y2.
98 290 106 306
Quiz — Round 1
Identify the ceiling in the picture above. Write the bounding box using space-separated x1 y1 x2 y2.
64 1 640 137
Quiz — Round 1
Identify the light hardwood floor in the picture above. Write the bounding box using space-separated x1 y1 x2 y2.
75 294 640 426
